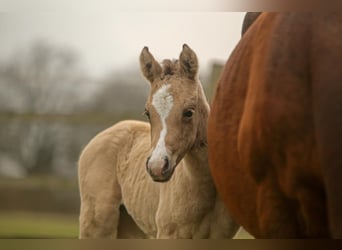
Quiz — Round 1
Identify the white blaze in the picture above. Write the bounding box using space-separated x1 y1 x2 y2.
150 84 173 161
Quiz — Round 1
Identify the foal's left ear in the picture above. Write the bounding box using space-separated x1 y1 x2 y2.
140 46 162 84
179 44 199 80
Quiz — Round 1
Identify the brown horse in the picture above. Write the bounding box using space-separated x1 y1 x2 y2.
208 12 342 238
78 44 239 238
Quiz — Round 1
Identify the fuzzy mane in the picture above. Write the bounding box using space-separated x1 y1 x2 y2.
160 59 180 78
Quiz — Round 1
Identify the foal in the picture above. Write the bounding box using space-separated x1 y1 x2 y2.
78 44 239 238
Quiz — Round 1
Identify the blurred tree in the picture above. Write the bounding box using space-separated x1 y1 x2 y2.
0 41 87 175
87 70 149 119
0 41 85 113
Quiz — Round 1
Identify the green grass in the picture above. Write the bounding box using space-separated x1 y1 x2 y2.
0 211 79 238
0 211 254 239
234 228 254 239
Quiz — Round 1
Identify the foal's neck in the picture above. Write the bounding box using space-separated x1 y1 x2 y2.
184 143 212 183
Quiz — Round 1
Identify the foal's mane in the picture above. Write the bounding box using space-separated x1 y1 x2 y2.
160 59 180 79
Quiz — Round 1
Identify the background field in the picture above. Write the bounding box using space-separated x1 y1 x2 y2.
0 9 251 239
0 212 78 238
0 176 253 239
0 176 79 238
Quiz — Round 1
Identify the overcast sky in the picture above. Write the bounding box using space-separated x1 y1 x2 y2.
0 1 246 77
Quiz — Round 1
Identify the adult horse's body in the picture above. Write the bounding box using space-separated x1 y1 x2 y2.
78 45 239 238
208 12 342 238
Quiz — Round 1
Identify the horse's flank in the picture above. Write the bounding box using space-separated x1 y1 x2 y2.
208 12 342 238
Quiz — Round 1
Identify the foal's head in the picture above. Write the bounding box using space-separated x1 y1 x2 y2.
140 44 209 182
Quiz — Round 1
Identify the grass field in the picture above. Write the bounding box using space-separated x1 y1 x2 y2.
0 212 79 239
235 228 254 239
0 211 253 239
0 176 253 239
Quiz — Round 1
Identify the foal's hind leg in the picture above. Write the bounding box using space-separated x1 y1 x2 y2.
79 193 121 238
78 158 122 238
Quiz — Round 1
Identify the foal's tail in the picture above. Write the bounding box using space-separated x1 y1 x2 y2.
311 13 342 238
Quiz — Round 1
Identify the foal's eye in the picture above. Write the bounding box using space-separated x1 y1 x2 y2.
183 110 193 118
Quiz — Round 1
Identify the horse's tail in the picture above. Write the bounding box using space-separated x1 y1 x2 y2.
311 13 342 238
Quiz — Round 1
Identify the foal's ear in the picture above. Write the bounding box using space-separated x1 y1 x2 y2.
179 44 199 80
140 47 162 83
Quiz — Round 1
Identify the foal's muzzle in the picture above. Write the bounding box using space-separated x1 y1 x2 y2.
146 155 174 182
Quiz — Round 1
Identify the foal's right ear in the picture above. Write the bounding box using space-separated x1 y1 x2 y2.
139 47 162 84
179 44 198 80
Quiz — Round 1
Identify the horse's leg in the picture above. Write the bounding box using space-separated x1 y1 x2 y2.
155 212 179 238
78 157 122 238
155 223 192 239
79 193 121 238
311 14 342 238
208 196 240 238
155 202 192 238
296 187 329 237
313 90 342 238
256 175 302 238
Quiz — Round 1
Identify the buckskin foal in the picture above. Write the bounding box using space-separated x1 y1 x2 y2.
78 44 239 238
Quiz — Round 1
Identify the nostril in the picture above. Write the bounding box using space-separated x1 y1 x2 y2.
146 156 151 170
162 156 170 175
